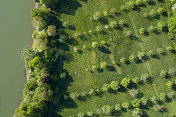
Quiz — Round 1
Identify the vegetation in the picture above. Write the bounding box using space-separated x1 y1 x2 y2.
14 0 176 117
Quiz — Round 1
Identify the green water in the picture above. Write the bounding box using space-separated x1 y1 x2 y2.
0 0 32 116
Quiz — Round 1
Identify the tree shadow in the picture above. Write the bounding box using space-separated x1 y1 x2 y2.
80 0 88 3
162 12 168 17
148 1 156 5
98 46 111 54
106 66 116 72
151 54 160 59
47 54 77 116
132 5 141 12
57 0 82 15
99 17 109 25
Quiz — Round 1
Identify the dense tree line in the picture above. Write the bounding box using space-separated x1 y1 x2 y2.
14 0 74 116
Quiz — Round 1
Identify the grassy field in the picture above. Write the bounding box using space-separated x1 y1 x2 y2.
56 0 176 116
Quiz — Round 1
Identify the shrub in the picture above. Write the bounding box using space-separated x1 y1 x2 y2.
70 92 79 100
129 54 136 62
159 92 166 102
121 78 131 88
157 7 164 14
157 22 166 31
153 105 164 112
166 46 173 51
92 42 98 48
141 97 148 106
157 48 164 54
131 99 141 108
110 81 120 90
148 25 156 32
150 96 158 104
122 102 129 109
132 108 143 117
139 28 146 35
142 12 149 18
140 74 150 83
110 8 116 14
102 84 110 91
47 25 56 36
168 68 176 76
137 52 145 60
102 105 113 115
166 81 174 89
109 20 117 28
132 77 140 84
166 92 175 100
77 112 85 117
119 19 125 25
120 57 126 64
160 70 167 78
147 50 154 57
93 11 101 21
114 104 121 111
96 25 103 32
97 108 103 114
100 61 108 69
149 9 158 18
129 88 139 97
123 29 132 37
87 112 93 116
88 89 94 95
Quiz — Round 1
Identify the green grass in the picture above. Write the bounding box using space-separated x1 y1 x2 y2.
56 0 176 116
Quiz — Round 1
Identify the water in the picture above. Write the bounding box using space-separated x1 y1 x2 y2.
0 0 32 116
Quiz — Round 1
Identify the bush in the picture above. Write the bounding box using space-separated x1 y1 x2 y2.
166 81 174 89
47 25 56 36
148 25 156 32
166 92 175 100
157 22 166 31
120 57 126 64
132 108 143 117
87 111 93 116
114 104 121 111
129 54 136 62
141 97 148 106
157 7 164 14
140 74 150 83
147 50 154 57
93 11 101 21
160 70 167 78
131 99 141 108
129 88 139 97
157 48 164 54
122 102 129 109
153 105 164 112
77 112 85 117
102 84 110 91
100 61 108 69
166 46 173 51
137 52 145 60
109 20 117 28
102 105 113 115
110 81 120 90
121 78 130 88
149 9 158 18
168 68 176 76
159 92 166 102
139 28 146 35
132 77 140 84
150 96 158 104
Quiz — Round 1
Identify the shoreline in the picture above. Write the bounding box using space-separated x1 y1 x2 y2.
25 1 39 81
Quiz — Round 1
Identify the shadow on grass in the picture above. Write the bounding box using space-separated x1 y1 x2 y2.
57 0 82 15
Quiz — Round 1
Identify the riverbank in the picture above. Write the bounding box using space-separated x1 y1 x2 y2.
25 1 39 81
